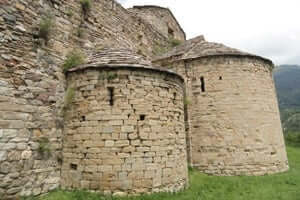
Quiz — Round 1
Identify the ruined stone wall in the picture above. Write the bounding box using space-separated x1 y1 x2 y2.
129 6 186 42
154 56 289 175
0 0 174 198
62 67 188 195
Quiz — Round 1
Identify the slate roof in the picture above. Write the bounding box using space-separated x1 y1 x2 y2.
154 35 273 64
68 48 151 72
67 48 184 80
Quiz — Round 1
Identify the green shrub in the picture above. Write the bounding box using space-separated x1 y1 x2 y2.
62 50 85 73
64 87 75 109
169 37 182 47
80 0 91 16
285 132 300 146
38 15 54 43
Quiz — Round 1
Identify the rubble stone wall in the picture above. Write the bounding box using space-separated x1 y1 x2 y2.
0 0 179 198
62 67 188 195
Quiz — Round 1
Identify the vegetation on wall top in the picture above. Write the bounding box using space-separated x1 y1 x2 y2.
62 50 86 73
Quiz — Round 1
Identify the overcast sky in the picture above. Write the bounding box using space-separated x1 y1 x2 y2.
116 0 300 65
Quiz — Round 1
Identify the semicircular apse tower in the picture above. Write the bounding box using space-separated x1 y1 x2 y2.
62 48 188 194
153 36 289 176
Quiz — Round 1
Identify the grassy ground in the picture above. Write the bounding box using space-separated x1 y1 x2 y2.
28 145 300 200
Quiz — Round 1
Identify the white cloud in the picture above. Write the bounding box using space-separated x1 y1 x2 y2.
116 0 300 65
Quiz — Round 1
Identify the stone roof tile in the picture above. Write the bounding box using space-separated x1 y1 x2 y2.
68 48 152 72
154 35 273 64
67 48 184 80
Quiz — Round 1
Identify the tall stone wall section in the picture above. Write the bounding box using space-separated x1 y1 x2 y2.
154 56 289 175
62 67 188 195
0 0 179 198
129 6 186 42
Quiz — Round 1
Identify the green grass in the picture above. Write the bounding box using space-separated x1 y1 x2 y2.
29 146 300 200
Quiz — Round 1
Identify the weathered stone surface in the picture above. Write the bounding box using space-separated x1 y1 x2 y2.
0 0 289 198
0 151 7 161
154 48 289 176
62 64 188 194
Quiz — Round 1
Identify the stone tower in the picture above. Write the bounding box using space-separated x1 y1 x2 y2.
62 48 188 194
153 36 289 175
128 5 186 41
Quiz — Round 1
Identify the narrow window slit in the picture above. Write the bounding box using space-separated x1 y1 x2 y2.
70 163 77 170
107 87 114 106
219 76 223 80
173 92 177 104
200 76 205 92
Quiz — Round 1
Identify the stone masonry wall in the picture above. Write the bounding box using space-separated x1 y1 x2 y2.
188 57 288 175
62 67 188 195
152 60 193 164
129 6 186 42
0 0 178 198
154 56 289 175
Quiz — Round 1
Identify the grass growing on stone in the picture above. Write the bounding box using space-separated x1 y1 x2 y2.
80 0 92 16
62 50 85 73
38 14 54 43
30 145 300 200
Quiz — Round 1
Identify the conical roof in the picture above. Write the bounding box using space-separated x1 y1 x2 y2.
154 35 272 64
68 48 151 72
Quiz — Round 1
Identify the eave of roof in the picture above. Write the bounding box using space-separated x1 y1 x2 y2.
153 35 273 66
66 48 185 82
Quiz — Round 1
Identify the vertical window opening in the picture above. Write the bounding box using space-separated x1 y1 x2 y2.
219 76 223 80
108 87 114 106
173 92 177 104
200 77 205 92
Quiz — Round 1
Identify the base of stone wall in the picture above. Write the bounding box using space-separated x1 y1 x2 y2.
192 164 289 176
61 182 188 197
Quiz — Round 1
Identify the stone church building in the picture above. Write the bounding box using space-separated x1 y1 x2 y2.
0 0 288 198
